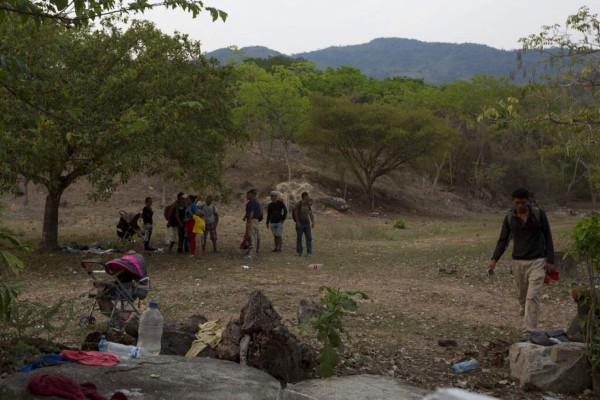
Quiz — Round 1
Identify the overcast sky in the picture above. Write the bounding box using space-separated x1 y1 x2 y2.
141 1 594 55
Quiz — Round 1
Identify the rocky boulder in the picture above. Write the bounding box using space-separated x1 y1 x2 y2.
215 319 242 362
0 356 283 400
239 290 316 383
284 374 428 400
297 299 324 325
318 197 350 213
509 342 591 393
160 314 213 356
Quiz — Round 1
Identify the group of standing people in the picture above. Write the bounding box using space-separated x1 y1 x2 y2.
140 189 315 260
161 192 219 259
243 189 315 259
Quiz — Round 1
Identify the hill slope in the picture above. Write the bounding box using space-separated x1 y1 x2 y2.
206 38 545 85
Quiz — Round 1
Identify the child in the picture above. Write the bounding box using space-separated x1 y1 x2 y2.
192 212 206 259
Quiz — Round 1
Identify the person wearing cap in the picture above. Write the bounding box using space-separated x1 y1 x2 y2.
243 189 262 259
266 191 288 253
200 194 219 253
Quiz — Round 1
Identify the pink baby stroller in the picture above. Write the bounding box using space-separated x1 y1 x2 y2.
79 254 150 330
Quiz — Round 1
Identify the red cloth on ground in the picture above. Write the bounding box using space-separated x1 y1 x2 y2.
81 382 108 400
60 350 120 366
28 374 86 400
29 374 128 400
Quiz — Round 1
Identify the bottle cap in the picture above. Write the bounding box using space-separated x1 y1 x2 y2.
149 302 157 308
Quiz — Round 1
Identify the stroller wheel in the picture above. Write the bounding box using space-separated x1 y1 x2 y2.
109 319 123 330
79 316 94 328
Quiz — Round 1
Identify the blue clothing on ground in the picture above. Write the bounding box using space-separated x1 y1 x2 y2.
19 354 72 372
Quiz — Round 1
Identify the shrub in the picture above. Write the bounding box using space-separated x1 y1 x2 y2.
393 219 407 229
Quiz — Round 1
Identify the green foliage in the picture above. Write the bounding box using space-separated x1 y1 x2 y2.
518 7 600 202
393 219 407 230
571 211 600 271
300 286 369 377
0 225 27 275
304 95 457 198
570 211 600 370
0 291 64 340
0 0 226 28
0 19 237 250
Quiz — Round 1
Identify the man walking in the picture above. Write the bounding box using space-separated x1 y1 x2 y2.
489 188 555 337
266 191 287 252
200 194 219 253
293 192 315 257
243 189 262 259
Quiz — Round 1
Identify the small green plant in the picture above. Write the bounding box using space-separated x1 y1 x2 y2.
393 219 406 230
300 286 369 378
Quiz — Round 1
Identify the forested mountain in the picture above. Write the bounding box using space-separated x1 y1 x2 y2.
206 38 547 85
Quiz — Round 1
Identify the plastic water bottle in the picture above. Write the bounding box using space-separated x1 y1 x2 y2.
137 302 164 356
98 336 142 358
306 263 323 270
451 358 479 373
98 335 108 352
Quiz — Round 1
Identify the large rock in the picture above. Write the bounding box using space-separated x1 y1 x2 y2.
283 374 428 400
297 299 324 325
215 319 242 362
160 314 211 356
239 290 316 383
0 356 283 400
509 342 591 393
318 197 350 213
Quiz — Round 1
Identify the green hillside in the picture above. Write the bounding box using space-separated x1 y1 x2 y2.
206 38 547 85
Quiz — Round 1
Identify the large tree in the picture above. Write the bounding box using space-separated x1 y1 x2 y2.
0 20 236 251
518 6 600 203
234 63 310 181
304 95 456 198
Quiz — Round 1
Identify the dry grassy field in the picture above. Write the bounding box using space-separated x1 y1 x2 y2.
0 174 588 399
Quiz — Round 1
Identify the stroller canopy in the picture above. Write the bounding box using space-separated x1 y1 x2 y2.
105 254 149 284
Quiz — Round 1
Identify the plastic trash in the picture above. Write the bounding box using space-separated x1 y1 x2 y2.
137 302 164 356
99 335 142 358
451 358 479 373
306 263 323 270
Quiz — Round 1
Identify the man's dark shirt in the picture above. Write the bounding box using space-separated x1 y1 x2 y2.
492 206 555 264
267 200 287 224
142 206 153 225
245 199 261 220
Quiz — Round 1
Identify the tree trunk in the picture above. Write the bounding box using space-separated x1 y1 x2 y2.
432 153 447 193
23 180 29 207
283 139 292 183
41 188 65 252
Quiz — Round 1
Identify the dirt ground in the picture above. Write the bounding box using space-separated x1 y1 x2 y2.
0 168 594 400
